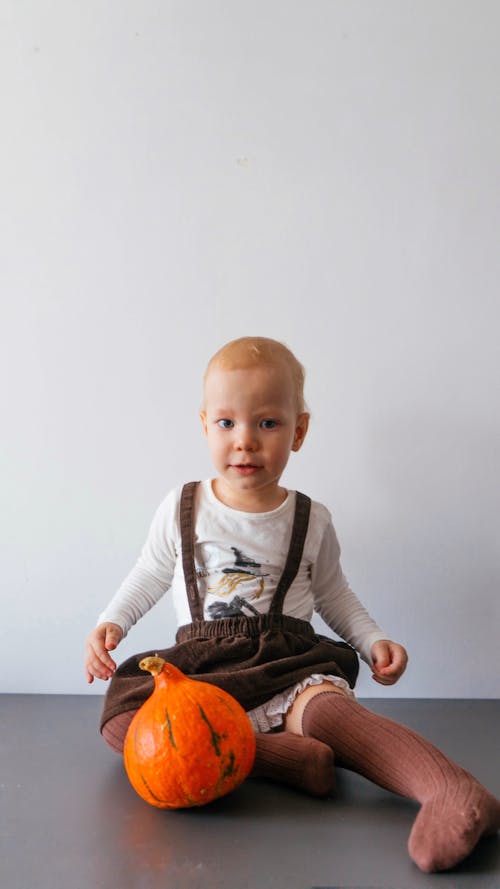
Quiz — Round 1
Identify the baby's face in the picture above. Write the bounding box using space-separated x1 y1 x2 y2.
200 363 309 511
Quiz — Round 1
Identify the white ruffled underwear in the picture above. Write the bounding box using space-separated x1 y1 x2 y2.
246 673 355 733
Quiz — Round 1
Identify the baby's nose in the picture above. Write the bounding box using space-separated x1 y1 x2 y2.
235 426 259 450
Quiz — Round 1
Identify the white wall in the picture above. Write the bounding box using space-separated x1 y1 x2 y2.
2 1 499 698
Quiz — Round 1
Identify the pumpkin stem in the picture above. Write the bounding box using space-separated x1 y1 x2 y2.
139 656 166 676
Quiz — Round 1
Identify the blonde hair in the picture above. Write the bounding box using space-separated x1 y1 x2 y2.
203 336 307 412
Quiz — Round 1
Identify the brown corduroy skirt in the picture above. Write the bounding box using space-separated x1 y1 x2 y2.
99 613 359 732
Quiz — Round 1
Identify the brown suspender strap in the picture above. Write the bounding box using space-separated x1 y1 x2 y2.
179 482 312 623
179 481 204 621
268 491 311 618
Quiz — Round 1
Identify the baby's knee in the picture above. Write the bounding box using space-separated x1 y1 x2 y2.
285 681 349 735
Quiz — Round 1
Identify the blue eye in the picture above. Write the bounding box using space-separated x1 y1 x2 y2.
261 419 278 429
217 419 234 429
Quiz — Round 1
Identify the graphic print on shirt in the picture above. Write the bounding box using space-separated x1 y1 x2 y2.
205 546 269 619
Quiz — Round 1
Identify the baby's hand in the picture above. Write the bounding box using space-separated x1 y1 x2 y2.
370 639 408 686
85 622 123 684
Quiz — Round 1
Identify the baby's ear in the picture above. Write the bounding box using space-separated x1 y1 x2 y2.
292 413 310 451
199 411 208 436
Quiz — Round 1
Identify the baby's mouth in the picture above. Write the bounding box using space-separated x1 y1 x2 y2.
231 464 261 472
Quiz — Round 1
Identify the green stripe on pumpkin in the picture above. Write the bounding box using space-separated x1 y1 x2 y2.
198 705 223 756
139 772 168 804
161 708 176 748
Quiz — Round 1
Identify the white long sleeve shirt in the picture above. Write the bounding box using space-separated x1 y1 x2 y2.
98 480 387 665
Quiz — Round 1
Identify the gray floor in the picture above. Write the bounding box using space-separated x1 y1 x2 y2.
1 696 499 889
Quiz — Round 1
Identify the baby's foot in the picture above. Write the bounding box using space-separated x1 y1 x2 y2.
408 776 500 872
249 731 335 797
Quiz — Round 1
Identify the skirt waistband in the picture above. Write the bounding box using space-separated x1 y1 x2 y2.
176 614 317 642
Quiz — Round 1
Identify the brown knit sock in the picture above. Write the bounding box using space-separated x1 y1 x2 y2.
104 713 335 797
249 730 335 797
301 692 500 872
101 709 137 753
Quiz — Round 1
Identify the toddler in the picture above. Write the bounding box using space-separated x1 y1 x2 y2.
86 336 500 874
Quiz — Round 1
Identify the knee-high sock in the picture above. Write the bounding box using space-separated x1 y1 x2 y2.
249 731 335 797
301 692 500 873
102 710 137 753
102 713 335 797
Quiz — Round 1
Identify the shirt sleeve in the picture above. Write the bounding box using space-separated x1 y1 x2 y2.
311 519 387 665
97 490 179 637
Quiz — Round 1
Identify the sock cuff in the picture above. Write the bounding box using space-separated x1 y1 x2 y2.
300 690 349 736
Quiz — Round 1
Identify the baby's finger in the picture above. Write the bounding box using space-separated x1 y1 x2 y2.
391 654 408 677
87 657 113 681
378 662 399 676
104 625 122 651
372 672 397 685
372 659 397 679
102 652 117 672
89 640 117 672
86 643 115 676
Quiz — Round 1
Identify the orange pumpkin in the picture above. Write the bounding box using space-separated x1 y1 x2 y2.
123 656 256 809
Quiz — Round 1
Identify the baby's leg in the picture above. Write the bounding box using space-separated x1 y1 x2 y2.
102 709 335 797
249 730 335 797
101 710 137 753
290 691 500 873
